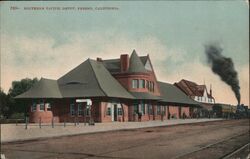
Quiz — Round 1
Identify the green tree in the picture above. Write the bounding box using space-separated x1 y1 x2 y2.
9 78 38 97
0 88 9 118
8 78 38 118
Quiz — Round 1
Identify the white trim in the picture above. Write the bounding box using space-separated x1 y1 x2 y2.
76 99 92 105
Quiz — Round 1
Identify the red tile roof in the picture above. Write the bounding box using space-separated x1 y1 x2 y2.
174 79 214 99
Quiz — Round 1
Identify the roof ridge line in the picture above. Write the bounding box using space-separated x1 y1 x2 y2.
55 80 63 98
88 59 108 97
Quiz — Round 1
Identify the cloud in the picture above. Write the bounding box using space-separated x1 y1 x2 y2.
1 33 174 90
157 60 249 105
1 33 249 105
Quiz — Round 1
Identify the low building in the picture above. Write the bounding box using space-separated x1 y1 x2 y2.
16 50 199 123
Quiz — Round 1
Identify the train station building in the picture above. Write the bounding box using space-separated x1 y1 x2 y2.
16 50 199 123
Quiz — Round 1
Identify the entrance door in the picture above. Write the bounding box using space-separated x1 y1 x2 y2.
113 104 117 121
178 107 182 119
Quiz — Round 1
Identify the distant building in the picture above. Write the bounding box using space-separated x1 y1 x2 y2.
16 50 199 123
174 79 215 114
174 79 215 104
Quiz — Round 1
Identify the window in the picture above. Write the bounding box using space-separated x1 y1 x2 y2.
148 81 154 92
78 104 83 116
86 106 90 116
152 82 154 92
149 82 154 92
46 103 51 111
118 108 122 115
40 101 45 111
146 80 149 89
148 104 153 115
148 81 151 91
157 105 161 115
162 106 166 115
70 103 75 116
106 107 111 116
132 79 138 88
139 79 145 88
140 102 145 115
134 104 139 114
31 103 36 112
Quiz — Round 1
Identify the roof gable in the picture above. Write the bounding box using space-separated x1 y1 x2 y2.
139 56 148 65
176 79 214 98
144 58 153 71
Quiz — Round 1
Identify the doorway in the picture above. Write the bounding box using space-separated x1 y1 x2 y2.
178 106 182 119
113 104 118 121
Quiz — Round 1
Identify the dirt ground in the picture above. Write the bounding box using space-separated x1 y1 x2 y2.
1 119 249 159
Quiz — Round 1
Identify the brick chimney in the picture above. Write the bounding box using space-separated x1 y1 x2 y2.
96 57 102 62
120 54 129 72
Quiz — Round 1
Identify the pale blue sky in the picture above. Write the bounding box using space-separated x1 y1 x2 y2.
0 1 249 104
1 1 249 64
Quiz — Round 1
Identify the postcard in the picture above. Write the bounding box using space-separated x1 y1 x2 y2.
0 1 249 159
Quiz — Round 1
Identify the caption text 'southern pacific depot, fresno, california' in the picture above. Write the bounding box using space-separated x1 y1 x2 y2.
16 50 215 123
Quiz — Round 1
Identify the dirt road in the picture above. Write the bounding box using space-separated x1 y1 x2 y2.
1 119 249 159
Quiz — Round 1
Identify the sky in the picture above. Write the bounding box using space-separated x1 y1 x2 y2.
0 1 249 106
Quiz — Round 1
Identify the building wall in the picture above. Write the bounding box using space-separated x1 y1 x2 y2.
29 99 100 123
168 106 180 119
100 101 129 122
29 98 193 123
29 102 54 123
114 73 161 96
181 107 190 118
128 103 170 121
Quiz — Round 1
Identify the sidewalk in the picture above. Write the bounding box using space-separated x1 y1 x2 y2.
1 118 222 143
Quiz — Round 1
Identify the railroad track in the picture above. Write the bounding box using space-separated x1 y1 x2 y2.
173 131 249 159
222 143 250 159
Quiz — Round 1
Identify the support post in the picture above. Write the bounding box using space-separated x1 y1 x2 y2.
84 107 87 126
74 116 76 126
64 118 66 127
25 116 28 130
39 117 41 129
52 117 54 128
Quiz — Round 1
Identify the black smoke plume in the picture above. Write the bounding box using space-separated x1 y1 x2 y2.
204 43 240 104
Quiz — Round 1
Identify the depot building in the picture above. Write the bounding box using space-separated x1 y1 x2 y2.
16 50 199 123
